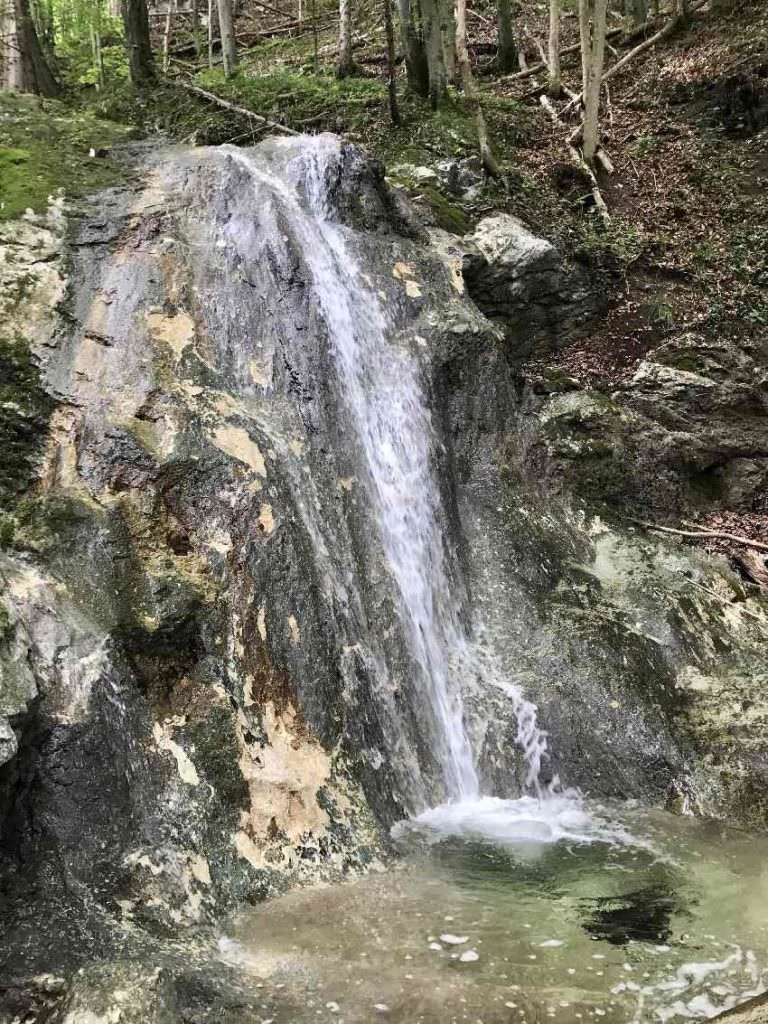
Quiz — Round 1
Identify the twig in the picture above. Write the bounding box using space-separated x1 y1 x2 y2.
632 519 768 553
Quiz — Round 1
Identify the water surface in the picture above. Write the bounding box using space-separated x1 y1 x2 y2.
221 800 768 1024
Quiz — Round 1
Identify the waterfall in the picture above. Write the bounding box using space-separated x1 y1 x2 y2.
221 137 553 808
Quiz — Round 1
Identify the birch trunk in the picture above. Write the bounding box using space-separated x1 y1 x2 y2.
456 0 500 175
547 0 560 97
122 0 154 84
395 0 429 97
216 0 237 76
496 0 517 73
337 0 353 77
207 0 216 67
162 0 175 71
579 0 609 165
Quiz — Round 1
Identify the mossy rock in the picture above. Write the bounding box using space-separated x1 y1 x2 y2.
0 334 55 528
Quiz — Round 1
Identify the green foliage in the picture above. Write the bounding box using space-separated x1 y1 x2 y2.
65 43 129 88
576 219 650 273
0 92 130 220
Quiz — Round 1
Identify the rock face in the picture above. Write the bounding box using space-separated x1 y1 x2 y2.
462 213 599 358
0 134 767 1015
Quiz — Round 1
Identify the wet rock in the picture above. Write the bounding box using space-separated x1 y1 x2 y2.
461 213 599 357
0 134 767 1011
49 962 178 1024
525 331 768 516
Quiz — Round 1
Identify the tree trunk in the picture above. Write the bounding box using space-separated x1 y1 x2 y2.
456 0 500 175
216 0 237 76
677 0 690 19
623 0 646 27
337 0 353 77
3 0 59 94
207 0 216 67
547 0 560 97
122 0 154 84
579 0 609 165
162 0 175 71
395 0 429 97
496 0 517 73
383 0 400 123
92 22 105 88
420 0 450 106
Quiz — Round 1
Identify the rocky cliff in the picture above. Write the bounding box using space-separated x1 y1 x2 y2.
1 135 766 1019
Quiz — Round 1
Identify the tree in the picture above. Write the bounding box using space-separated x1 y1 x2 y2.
382 0 400 123
337 0 353 77
456 0 499 174
395 0 429 97
623 0 647 28
579 0 609 164
547 0 561 98
216 0 237 77
121 0 154 84
1 0 60 95
496 0 516 74
420 0 455 106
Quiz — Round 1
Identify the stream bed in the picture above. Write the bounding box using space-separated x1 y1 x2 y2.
219 798 768 1024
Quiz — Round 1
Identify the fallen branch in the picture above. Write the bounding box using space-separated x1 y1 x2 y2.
177 81 299 134
632 519 768 553
539 93 610 221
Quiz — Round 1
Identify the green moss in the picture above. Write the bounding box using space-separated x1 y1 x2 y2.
0 92 131 220
198 68 386 135
418 184 472 233
0 333 54 522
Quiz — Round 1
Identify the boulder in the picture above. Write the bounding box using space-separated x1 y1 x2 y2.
462 213 599 357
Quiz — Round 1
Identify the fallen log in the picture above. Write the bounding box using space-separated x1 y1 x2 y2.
539 92 610 222
177 81 299 134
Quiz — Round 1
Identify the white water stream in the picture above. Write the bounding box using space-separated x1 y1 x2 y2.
226 136 575 832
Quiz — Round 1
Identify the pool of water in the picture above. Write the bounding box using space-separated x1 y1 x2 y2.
219 798 768 1024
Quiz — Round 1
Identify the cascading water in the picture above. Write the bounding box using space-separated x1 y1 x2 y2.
222 136 561 822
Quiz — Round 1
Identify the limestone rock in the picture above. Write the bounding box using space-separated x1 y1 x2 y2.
462 213 599 356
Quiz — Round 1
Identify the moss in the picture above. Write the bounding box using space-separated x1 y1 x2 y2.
0 92 131 220
198 68 386 135
0 333 55 525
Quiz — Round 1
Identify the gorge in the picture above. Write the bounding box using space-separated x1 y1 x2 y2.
1 133 768 1023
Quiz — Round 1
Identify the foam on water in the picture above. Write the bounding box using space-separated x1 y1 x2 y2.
397 792 657 855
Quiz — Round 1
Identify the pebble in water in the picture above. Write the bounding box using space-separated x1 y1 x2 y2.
460 950 480 963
